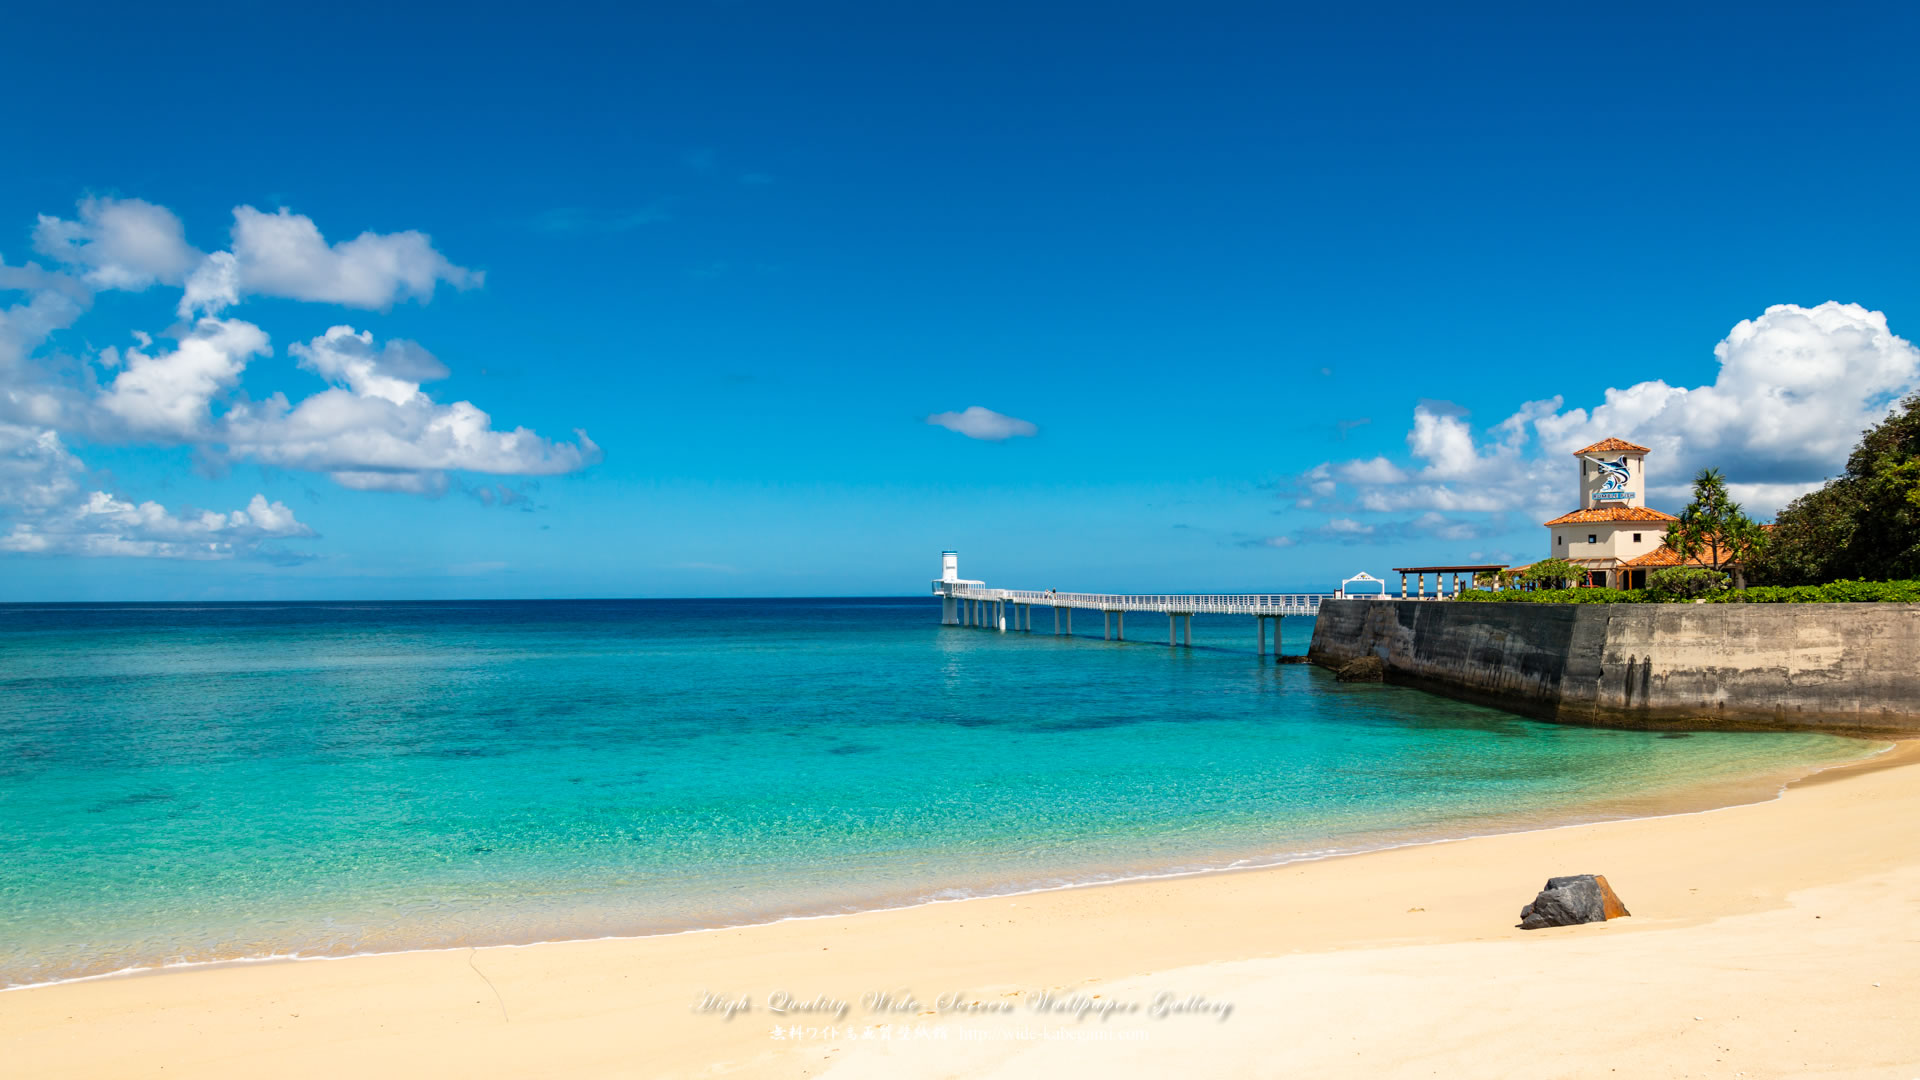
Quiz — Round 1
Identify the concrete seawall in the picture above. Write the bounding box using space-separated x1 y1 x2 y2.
1306 599 1920 734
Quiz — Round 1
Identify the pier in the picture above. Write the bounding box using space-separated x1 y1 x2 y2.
931 551 1332 655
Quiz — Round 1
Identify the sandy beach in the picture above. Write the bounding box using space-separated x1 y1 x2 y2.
6 741 1918 1079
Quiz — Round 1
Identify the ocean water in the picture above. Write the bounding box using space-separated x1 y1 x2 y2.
0 598 1876 988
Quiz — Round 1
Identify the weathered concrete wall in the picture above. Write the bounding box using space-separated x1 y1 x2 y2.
1307 599 1920 734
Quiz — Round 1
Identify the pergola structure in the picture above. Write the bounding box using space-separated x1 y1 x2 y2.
1389 564 1507 599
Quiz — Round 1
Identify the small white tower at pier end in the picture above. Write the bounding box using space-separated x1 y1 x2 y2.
931 550 985 625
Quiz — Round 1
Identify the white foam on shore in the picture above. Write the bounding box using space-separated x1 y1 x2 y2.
3 740 1897 995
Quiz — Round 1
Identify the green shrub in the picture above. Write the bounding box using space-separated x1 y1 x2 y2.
1449 578 1920 604
1705 578 1920 603
1456 587 1644 604
1520 557 1583 589
1646 567 1730 600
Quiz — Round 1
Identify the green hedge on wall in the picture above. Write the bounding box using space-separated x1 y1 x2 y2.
1452 580 1920 604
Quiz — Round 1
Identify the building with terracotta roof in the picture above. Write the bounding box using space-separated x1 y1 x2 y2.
1573 437 1652 455
1544 437 1671 587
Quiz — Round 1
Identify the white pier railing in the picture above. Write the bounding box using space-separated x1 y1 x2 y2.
947 586 1327 616
928 553 1353 652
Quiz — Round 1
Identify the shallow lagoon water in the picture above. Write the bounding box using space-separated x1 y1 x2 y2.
0 598 1875 987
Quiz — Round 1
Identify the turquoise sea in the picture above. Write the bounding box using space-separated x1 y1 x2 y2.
0 598 1877 989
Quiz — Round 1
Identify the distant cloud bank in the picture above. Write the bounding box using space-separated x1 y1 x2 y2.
926 406 1038 441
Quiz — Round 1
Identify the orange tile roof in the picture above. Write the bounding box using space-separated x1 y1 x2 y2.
1573 437 1651 455
1619 532 1763 570
1618 546 1706 569
1541 506 1679 526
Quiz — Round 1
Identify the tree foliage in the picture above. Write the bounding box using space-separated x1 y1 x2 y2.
1456 578 1920 604
1645 566 1729 599
1665 467 1766 587
1521 558 1582 589
1752 392 1920 584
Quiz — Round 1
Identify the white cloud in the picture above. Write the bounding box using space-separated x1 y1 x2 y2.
1301 302 1920 540
0 489 313 560
0 422 84 513
181 206 481 316
0 424 311 560
33 199 481 318
178 251 239 319
3 193 600 568
33 197 200 290
79 320 594 495
96 317 271 439
1407 408 1478 478
219 325 600 493
1531 302 1918 495
1 259 93 428
291 325 448 405
1335 456 1408 485
926 406 1038 441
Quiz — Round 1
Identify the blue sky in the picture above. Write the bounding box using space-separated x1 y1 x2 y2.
5 2 1920 599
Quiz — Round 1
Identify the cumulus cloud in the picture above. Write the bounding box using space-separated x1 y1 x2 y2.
290 325 449 404
0 423 311 560
1335 457 1408 485
31 197 481 318
9 203 593 498
2 193 599 564
219 325 600 493
33 197 200 290
0 422 84 513
926 406 1038 441
200 206 482 313
0 260 91 428
1299 302 1920 541
0 489 313 560
1530 302 1918 502
97 318 271 439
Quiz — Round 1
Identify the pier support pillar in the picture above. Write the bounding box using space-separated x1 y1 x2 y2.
1053 606 1060 634
1117 612 1124 640
1183 614 1192 646
1256 616 1266 656
1168 613 1176 647
1066 608 1072 635
1104 611 1112 640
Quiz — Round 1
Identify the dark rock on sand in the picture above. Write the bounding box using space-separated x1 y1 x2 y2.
1276 654 1312 664
1518 874 1631 929
1333 656 1385 682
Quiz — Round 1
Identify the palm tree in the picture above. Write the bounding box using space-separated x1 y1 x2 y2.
1667 467 1764 587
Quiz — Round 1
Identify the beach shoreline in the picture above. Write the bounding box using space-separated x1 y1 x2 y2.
1 734 1886 995
7 738 1919 1078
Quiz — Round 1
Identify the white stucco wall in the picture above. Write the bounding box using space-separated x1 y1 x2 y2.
1547 521 1668 562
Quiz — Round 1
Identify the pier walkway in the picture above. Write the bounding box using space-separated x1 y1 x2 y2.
931 552 1339 654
